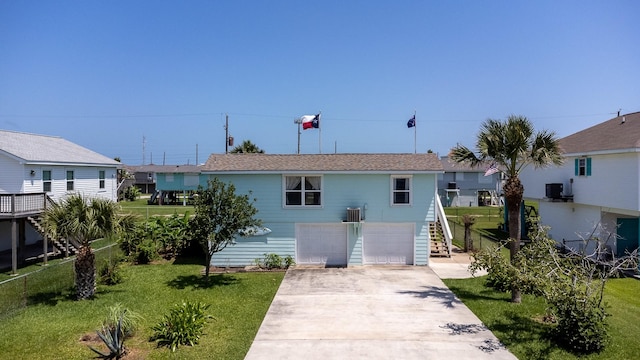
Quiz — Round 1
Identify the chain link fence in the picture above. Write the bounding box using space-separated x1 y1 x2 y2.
0 244 120 318
448 220 504 251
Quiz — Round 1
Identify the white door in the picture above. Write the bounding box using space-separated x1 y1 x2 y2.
296 224 347 266
363 223 414 265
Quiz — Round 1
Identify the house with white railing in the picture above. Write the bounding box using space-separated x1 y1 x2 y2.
0 130 120 272
521 111 640 257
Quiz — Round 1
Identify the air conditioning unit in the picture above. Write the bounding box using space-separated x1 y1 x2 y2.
545 183 563 199
346 208 361 223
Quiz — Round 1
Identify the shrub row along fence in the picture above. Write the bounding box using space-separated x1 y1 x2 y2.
0 244 119 318
448 220 503 251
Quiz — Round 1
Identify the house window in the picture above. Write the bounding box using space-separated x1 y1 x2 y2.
99 170 105 189
575 158 592 176
391 176 412 205
284 176 322 207
66 170 74 191
43 170 52 192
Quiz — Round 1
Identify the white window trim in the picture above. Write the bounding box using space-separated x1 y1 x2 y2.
99 170 106 189
391 175 412 206
66 170 74 191
43 170 52 193
282 175 323 208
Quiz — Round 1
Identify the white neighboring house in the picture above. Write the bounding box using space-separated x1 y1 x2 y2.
521 112 640 257
0 129 120 272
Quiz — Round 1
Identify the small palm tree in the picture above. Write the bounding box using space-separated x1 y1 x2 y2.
229 140 265 154
43 194 123 300
449 115 563 302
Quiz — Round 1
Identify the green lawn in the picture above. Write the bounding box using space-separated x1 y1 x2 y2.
443 276 640 360
0 259 284 359
119 198 194 218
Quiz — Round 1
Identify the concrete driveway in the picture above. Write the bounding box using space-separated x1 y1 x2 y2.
245 266 516 360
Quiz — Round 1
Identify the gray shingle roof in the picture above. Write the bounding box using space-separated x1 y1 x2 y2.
560 112 640 154
202 153 443 172
0 129 119 166
439 156 493 172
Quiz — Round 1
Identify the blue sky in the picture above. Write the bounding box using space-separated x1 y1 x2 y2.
1 1 638 165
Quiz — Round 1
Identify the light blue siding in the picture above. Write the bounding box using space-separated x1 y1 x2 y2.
161 172 438 266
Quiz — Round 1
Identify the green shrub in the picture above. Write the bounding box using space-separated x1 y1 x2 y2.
102 304 143 339
98 257 124 285
284 255 295 268
254 253 295 269
123 186 140 201
133 238 158 264
152 301 212 352
550 294 609 353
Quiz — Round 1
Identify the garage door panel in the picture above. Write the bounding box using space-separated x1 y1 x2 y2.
363 223 414 265
296 224 347 266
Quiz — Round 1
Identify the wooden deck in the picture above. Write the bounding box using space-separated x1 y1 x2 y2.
0 193 48 219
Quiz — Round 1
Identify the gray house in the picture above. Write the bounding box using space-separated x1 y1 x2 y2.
438 156 502 207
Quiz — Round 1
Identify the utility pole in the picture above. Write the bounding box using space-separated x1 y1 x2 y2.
142 136 146 165
225 114 229 154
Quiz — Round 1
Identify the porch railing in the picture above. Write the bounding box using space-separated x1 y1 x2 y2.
435 194 453 252
0 193 48 216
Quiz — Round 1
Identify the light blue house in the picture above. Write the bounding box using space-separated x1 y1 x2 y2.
156 153 450 267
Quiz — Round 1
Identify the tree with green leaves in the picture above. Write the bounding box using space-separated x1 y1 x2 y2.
42 194 131 300
189 178 261 279
229 140 265 154
449 115 563 302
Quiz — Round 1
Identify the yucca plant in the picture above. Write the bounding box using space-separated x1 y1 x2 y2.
152 301 212 352
88 315 126 359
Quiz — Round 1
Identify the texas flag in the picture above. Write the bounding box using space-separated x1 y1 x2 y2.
301 114 320 130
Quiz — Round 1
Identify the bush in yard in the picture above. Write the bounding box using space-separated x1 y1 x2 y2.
102 303 143 339
470 224 638 354
98 257 124 285
152 301 212 352
254 253 295 269
123 186 140 201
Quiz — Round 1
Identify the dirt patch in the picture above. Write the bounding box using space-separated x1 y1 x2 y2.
79 333 148 360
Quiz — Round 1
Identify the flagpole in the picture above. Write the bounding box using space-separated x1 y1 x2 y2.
294 117 302 154
413 110 417 154
319 111 322 154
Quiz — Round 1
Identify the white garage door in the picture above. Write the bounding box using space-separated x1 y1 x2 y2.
296 224 347 266
363 223 414 265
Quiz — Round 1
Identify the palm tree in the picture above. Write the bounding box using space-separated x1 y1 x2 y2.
449 115 563 303
229 140 265 154
42 194 123 300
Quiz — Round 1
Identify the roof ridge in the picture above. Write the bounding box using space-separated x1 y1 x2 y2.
0 129 63 139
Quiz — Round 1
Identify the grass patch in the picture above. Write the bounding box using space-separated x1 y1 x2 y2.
443 276 640 360
119 198 194 219
0 258 283 359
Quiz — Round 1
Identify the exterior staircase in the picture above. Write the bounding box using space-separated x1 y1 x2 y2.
430 219 451 257
27 215 78 257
